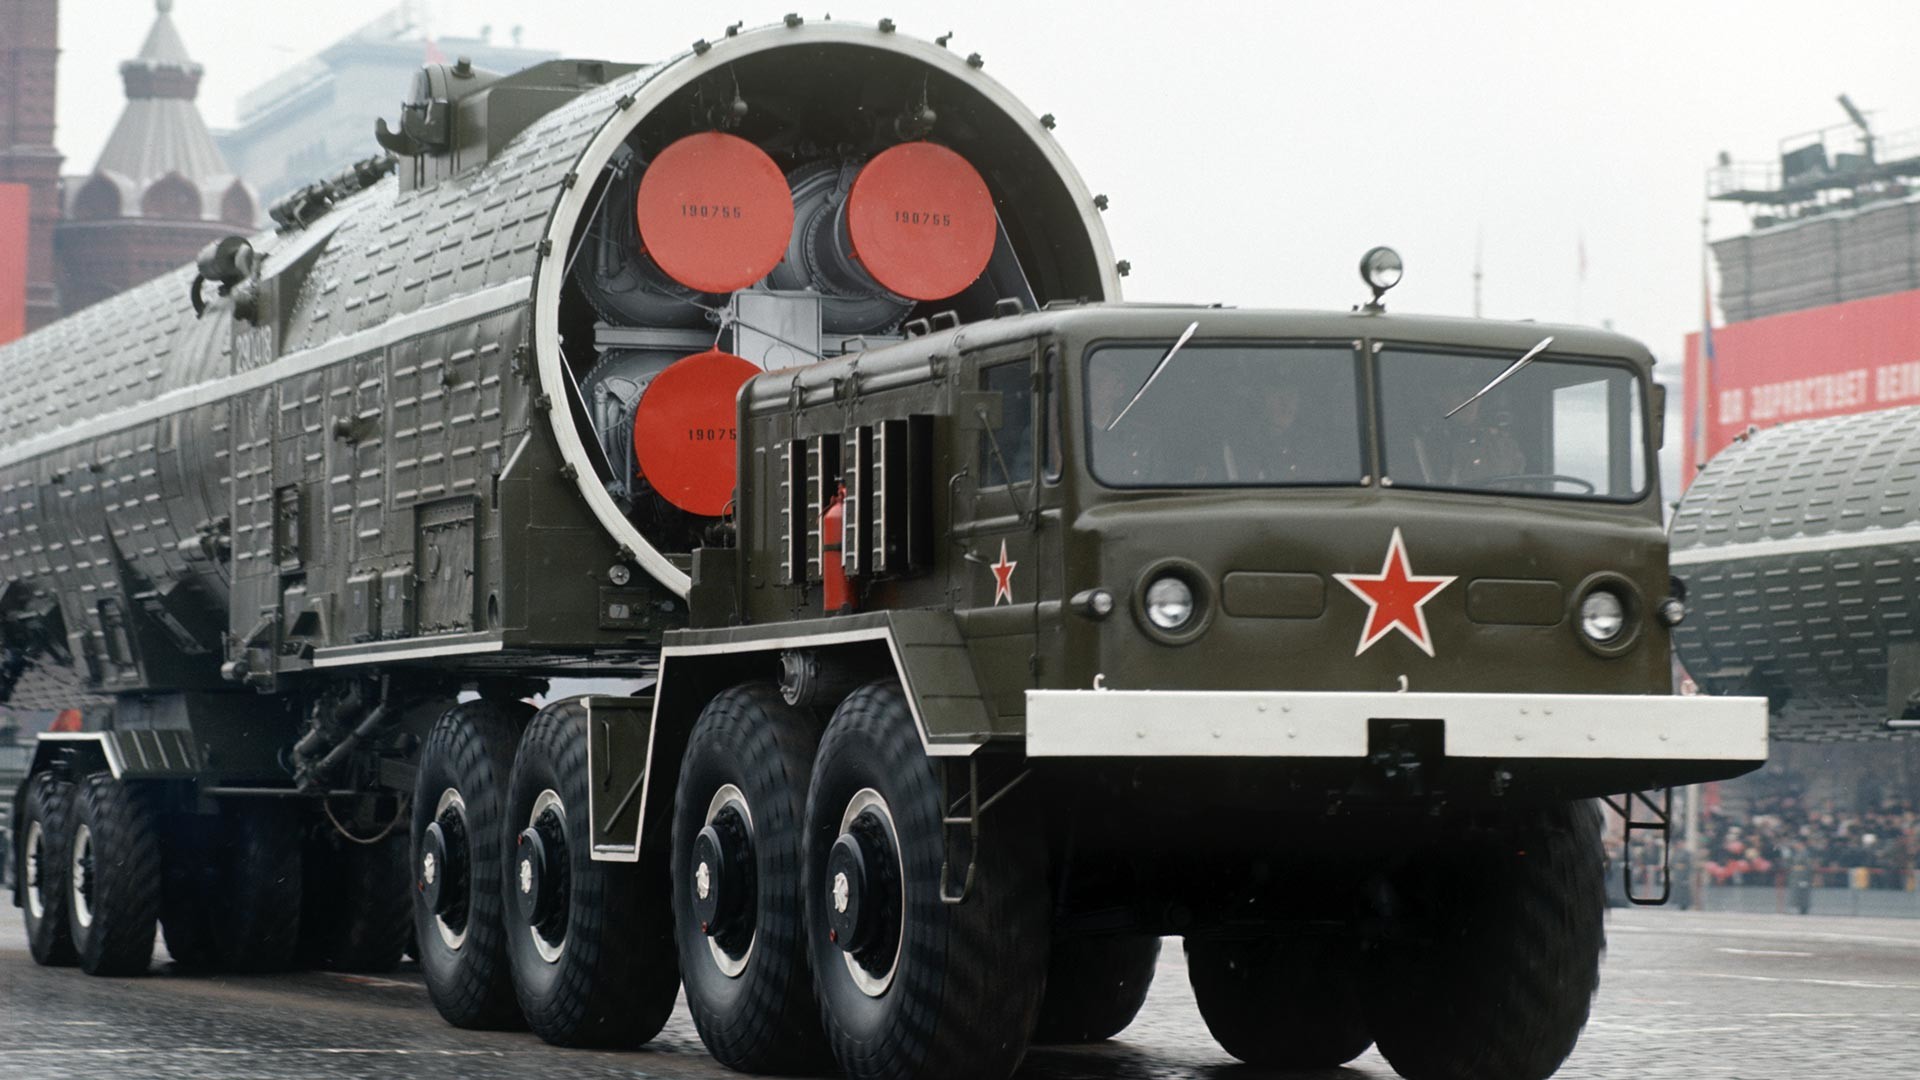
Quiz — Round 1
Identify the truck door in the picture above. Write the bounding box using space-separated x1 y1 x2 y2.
949 345 1041 721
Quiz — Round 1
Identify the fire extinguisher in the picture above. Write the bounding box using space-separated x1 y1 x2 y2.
822 483 852 614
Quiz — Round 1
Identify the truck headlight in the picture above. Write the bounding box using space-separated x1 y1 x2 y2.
1145 576 1194 631
1579 590 1626 644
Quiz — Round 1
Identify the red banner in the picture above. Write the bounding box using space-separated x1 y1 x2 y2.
0 184 28 345
1685 286 1920 482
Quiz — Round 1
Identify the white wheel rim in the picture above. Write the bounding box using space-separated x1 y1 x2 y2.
24 821 46 920
69 823 94 930
431 788 469 951
526 788 566 964
702 782 755 978
838 787 905 998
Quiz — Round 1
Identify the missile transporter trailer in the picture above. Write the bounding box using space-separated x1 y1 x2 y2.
5 18 1766 1080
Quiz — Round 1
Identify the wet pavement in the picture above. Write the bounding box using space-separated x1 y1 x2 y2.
3 907 1918 1078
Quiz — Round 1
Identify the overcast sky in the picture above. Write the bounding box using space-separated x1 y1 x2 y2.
49 0 1920 374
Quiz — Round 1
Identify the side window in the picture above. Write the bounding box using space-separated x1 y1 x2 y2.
1043 347 1063 482
979 359 1034 488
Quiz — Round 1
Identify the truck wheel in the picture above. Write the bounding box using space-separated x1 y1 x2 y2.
671 683 828 1072
412 698 530 1029
1032 935 1160 1044
207 802 305 972
1365 800 1606 1080
504 700 679 1048
67 773 161 976
158 812 220 970
1187 935 1371 1067
805 682 1049 1080
299 820 412 972
20 772 78 966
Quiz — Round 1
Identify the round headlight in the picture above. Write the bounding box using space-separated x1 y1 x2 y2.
1360 245 1404 292
1145 576 1195 631
1579 590 1626 643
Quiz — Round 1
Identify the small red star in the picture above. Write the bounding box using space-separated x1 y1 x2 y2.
989 539 1017 605
1333 528 1456 657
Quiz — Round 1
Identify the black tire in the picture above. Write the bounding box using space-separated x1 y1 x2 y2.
671 683 829 1072
158 811 221 971
1365 800 1606 1080
1187 935 1372 1068
805 682 1049 1080
19 772 77 966
504 699 680 1048
210 803 307 973
67 773 161 976
1032 935 1161 1044
412 698 531 1029
299 814 412 972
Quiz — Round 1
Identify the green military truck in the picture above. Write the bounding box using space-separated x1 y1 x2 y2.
5 18 1764 1080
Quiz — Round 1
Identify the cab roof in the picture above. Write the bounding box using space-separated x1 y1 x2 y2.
743 302 1655 411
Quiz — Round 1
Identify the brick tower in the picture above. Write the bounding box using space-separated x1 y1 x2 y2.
0 0 65 331
54 0 257 316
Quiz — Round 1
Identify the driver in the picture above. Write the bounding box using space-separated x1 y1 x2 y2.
1412 373 1527 485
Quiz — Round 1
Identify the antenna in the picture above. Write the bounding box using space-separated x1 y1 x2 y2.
1837 93 1875 164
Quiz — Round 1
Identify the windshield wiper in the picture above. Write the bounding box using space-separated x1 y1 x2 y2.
1445 335 1554 419
1107 320 1200 431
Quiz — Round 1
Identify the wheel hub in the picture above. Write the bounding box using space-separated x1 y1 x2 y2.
518 790 570 962
827 795 902 996
420 820 452 914
825 832 874 949
426 789 473 950
24 821 46 920
691 804 754 938
70 823 95 930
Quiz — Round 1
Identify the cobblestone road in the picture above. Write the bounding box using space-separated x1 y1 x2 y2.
3 908 1917 1078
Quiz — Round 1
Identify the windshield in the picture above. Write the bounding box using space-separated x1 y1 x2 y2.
1378 347 1647 500
1086 343 1364 487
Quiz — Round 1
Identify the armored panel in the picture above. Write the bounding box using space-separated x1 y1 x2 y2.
1673 404 1920 740
416 498 478 634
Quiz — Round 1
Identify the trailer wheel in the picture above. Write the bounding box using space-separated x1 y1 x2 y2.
504 700 679 1048
158 812 220 970
20 772 78 966
300 819 412 972
412 698 530 1029
1365 800 1605 1080
671 683 828 1072
67 773 161 976
1187 935 1371 1067
1031 935 1161 1044
805 682 1049 1080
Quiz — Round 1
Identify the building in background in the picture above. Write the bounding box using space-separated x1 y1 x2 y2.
1684 101 1920 476
53 0 257 315
217 4 555 206
0 0 64 333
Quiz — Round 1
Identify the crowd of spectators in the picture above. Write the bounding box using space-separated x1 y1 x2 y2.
1694 793 1920 890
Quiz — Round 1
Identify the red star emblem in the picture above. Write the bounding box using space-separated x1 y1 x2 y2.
1333 528 1456 657
989 539 1017 605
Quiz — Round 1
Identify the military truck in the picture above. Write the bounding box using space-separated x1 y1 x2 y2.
6 17 1764 1080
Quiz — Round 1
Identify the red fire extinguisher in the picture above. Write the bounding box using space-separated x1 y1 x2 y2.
822 483 852 614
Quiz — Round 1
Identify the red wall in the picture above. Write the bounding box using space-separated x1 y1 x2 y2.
0 183 27 344
1684 286 1920 482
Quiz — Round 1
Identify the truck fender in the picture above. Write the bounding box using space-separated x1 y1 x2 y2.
589 612 1002 863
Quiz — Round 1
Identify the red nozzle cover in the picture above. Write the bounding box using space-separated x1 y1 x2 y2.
634 132 794 294
846 141 996 302
631 350 759 517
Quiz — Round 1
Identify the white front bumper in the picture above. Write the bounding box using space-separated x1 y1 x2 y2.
1024 689 1769 761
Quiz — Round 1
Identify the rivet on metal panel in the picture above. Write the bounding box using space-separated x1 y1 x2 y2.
967 53 984 69
1040 113 1056 130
